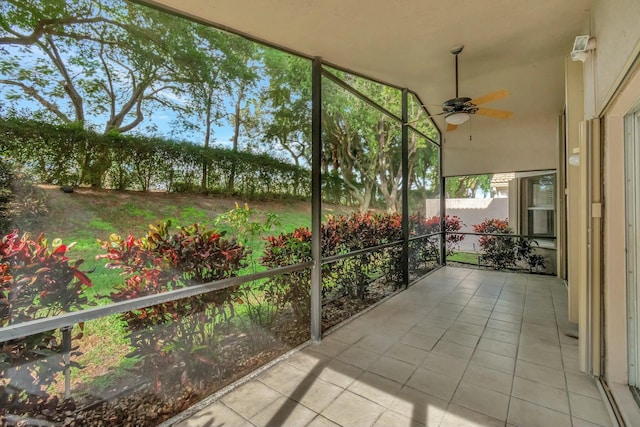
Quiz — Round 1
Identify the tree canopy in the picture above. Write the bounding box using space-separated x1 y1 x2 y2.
0 0 441 210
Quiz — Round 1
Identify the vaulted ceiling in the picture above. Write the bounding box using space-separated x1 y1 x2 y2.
146 0 594 175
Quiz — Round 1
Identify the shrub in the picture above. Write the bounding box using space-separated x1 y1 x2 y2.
261 212 404 321
0 160 49 234
472 218 516 270
100 221 248 391
0 231 92 414
261 228 313 324
409 214 464 270
472 218 545 271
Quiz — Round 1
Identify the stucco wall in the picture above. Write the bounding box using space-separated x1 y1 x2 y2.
590 0 640 396
427 198 509 251
591 0 640 116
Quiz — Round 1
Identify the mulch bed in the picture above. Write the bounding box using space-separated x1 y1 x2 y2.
1 284 397 427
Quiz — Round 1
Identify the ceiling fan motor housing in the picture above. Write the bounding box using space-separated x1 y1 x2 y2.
443 97 478 114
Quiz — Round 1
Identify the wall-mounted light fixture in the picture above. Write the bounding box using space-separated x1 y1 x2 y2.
569 147 580 166
571 35 596 62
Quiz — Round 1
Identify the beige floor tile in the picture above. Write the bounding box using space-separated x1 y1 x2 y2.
507 397 571 427
336 345 381 370
387 386 448 426
456 314 489 326
430 308 461 320
400 331 440 351
563 354 581 373
572 416 610 427
511 376 569 414
452 382 509 421
288 376 344 413
486 318 521 333
569 393 614 427
477 337 518 357
420 316 455 329
406 367 460 401
258 361 311 396
519 333 560 349
286 349 331 373
176 401 252 427
482 327 519 345
372 409 426 427
250 395 316 427
565 372 601 399
328 326 366 345
306 415 340 427
560 342 579 359
523 315 557 328
514 359 566 390
410 324 447 339
316 358 363 388
221 381 282 420
309 337 350 358
470 349 515 374
461 363 513 395
441 330 481 348
517 346 563 370
356 333 401 354
448 321 485 336
367 355 416 384
461 307 492 318
466 301 495 311
321 390 385 427
385 342 429 366
421 351 468 380
440 403 504 427
432 340 474 360
177 268 578 427
347 371 402 407
490 312 522 324
493 304 523 316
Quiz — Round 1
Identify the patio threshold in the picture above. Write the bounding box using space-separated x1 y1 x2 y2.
169 267 615 427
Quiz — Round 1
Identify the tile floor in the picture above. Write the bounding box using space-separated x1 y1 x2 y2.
174 267 615 427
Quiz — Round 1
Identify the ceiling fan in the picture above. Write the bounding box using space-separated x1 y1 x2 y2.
436 45 513 132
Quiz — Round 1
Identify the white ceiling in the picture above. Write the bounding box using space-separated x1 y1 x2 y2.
147 0 593 176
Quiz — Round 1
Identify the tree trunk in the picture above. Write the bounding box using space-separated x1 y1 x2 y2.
227 85 245 193
201 93 213 190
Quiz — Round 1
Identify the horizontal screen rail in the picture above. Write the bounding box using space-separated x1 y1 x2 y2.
446 231 557 240
0 261 313 342
321 240 403 265
408 232 442 242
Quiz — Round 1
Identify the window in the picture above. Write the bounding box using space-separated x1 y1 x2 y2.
523 173 555 237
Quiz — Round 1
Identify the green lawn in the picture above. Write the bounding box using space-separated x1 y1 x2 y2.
16 187 353 395
447 251 481 265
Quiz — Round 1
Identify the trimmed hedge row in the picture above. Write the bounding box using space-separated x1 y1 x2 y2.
0 118 311 198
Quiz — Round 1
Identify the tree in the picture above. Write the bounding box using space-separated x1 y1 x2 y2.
260 50 312 167
225 40 260 193
0 0 214 186
323 73 438 212
446 174 493 198
176 27 258 190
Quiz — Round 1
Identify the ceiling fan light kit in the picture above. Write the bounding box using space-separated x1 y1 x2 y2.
444 112 470 125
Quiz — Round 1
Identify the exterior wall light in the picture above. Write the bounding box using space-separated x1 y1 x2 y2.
570 35 596 62
569 148 580 166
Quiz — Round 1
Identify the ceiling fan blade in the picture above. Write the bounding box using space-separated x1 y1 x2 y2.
446 123 458 132
475 107 513 119
471 90 509 106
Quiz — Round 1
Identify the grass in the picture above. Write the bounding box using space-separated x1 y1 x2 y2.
15 187 349 395
447 251 481 265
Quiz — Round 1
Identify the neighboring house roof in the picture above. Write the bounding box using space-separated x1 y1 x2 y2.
491 173 515 187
